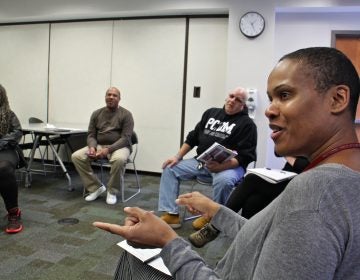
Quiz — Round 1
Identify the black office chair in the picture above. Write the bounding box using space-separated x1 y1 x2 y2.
19 118 44 157
26 117 47 149
28 117 67 150
19 117 69 173
29 117 43 124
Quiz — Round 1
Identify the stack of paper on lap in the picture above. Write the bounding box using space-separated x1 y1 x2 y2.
246 168 297 184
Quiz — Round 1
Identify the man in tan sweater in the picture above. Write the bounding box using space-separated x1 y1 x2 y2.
72 87 134 205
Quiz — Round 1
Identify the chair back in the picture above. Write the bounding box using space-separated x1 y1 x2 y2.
129 131 138 163
131 131 138 145
29 117 44 124
247 160 257 169
20 118 44 148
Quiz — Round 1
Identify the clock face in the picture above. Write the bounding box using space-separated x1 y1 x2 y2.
239 12 265 38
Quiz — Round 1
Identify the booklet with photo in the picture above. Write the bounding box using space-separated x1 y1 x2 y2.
117 240 172 276
246 168 297 184
196 142 238 164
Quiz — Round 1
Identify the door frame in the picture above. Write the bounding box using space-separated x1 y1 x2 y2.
331 30 360 140
331 30 360 46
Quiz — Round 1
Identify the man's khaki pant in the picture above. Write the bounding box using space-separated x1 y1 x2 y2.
71 145 130 194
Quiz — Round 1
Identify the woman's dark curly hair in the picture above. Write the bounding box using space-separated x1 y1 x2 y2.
0 84 11 137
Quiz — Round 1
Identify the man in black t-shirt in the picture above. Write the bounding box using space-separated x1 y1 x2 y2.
158 87 257 229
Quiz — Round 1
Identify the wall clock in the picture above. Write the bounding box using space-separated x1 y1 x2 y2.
239 11 265 38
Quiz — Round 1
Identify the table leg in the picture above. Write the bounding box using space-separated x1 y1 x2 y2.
46 136 74 191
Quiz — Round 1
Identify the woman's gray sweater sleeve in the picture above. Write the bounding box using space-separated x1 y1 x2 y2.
160 206 246 279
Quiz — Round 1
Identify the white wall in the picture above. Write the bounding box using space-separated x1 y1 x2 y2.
274 11 360 61
268 10 360 168
49 21 113 124
0 0 359 168
0 24 49 123
111 18 186 172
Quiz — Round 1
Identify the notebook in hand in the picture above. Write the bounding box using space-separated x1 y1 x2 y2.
246 168 297 184
197 142 237 164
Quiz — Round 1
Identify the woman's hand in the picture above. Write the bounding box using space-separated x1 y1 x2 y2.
93 207 178 248
176 191 220 220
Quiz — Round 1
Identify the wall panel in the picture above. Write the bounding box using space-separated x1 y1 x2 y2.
0 24 49 124
111 18 186 172
48 21 113 125
184 17 228 158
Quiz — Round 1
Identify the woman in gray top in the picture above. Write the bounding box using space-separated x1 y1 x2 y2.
94 47 360 279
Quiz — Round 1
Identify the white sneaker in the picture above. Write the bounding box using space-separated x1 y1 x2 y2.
106 192 117 205
85 185 106 202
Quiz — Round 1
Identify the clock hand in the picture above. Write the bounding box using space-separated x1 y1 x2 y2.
250 22 255 32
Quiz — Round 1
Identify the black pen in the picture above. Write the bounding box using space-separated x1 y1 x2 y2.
144 253 161 264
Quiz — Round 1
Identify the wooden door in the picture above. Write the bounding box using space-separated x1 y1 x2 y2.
335 35 360 141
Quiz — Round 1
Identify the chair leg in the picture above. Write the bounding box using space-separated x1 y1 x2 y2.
90 159 141 202
17 170 31 188
132 162 141 191
83 187 89 198
184 213 202 221
23 168 31 187
100 163 104 183
182 180 200 221
182 179 210 222
120 162 141 203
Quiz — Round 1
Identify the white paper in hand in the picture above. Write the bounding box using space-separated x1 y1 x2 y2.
246 168 297 184
117 240 172 276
